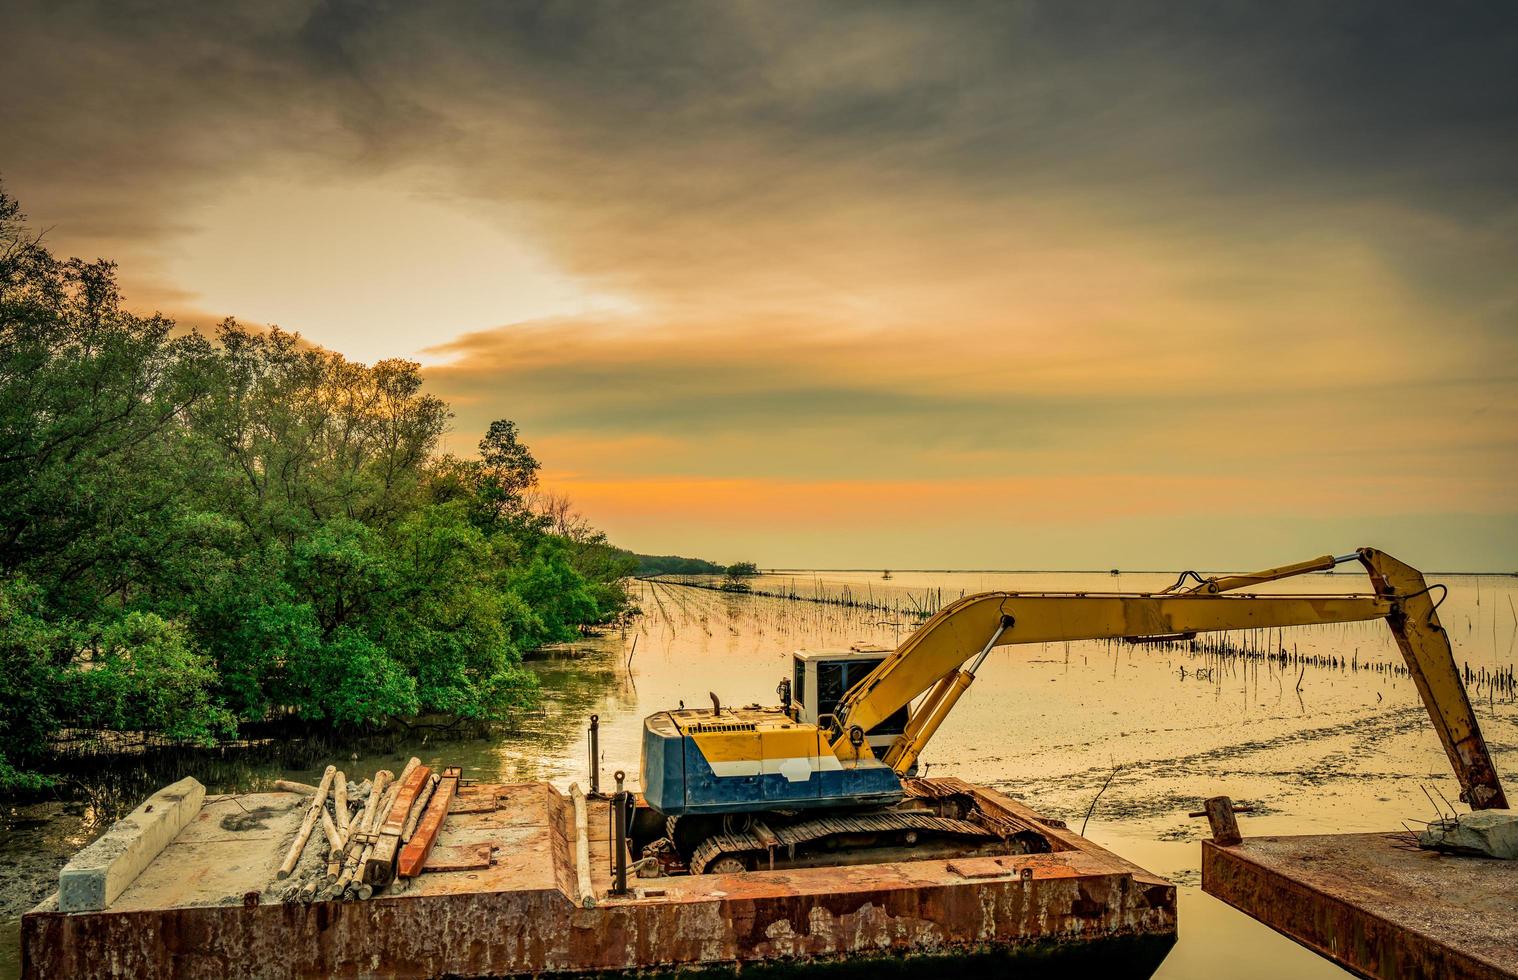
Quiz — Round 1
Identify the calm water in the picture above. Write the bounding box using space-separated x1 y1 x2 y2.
3 569 1515 978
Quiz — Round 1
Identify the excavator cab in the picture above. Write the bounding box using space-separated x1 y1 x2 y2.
786 647 910 755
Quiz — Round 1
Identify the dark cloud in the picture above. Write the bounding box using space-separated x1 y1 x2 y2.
3 0 1516 564
7 2 1516 226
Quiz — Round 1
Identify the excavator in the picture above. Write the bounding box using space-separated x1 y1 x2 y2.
636 548 1508 874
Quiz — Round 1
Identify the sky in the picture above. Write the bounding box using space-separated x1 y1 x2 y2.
3 1 1516 570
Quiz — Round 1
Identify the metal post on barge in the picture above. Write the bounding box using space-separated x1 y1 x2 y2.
610 770 629 896
588 715 600 797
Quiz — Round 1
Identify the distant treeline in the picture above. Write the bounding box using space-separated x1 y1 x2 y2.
0 183 638 792
622 554 761 577
622 553 723 576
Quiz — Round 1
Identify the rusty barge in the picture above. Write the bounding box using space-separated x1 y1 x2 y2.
22 776 1175 978
1190 795 1518 980
1204 831 1518 980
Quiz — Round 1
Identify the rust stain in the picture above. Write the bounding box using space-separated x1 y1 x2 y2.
23 778 1176 979
1203 835 1518 980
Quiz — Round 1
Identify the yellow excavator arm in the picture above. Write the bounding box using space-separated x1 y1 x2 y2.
828 548 1507 810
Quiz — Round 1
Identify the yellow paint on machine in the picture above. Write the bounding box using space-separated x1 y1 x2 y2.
692 725 839 781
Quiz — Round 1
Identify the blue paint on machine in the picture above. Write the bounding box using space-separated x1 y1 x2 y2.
639 714 688 814
640 716 904 817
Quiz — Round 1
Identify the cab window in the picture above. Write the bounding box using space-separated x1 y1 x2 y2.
817 662 845 712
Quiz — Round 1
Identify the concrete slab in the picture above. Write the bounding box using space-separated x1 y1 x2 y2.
110 791 306 911
1203 831 1518 980
57 776 206 913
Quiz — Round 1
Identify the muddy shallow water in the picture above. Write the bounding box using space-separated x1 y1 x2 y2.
3 569 1515 978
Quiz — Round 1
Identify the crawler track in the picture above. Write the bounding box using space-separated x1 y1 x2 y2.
689 810 996 874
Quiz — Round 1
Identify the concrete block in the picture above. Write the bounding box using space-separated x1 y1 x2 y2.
58 776 205 912
1418 808 1518 859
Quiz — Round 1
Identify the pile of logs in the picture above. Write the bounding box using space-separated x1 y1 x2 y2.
271 758 461 903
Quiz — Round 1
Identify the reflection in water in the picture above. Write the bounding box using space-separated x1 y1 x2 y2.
2 571 1514 980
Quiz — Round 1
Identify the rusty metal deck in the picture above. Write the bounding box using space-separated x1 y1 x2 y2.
23 778 1176 978
1203 832 1518 980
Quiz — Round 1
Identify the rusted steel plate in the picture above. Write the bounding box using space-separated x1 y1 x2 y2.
1203 834 1518 980
24 869 1174 978
398 767 460 877
946 857 1009 879
23 778 1177 979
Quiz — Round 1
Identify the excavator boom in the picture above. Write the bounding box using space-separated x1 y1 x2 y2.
828 547 1506 810
639 545 1504 859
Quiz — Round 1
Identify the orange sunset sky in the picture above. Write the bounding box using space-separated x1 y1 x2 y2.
4 2 1515 569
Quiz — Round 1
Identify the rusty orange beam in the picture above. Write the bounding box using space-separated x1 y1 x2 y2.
363 764 432 885
398 767 460 877
399 767 460 878
382 765 433 833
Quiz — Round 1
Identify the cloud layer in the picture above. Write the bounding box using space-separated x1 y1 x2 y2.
4 1 1515 566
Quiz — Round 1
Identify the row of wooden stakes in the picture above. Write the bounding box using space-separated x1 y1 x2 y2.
272 758 461 902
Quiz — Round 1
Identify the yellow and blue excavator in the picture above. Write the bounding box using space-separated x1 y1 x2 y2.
639 548 1507 873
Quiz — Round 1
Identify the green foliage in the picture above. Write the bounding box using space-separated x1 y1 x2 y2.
0 181 638 792
725 561 761 577
70 612 236 745
506 539 602 648
283 628 419 727
380 502 536 718
0 576 64 790
190 322 449 542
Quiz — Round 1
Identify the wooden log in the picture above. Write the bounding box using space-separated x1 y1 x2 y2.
277 765 336 880
367 765 410 838
571 783 595 908
360 770 393 829
362 764 431 886
348 776 397 899
334 769 393 894
402 773 440 842
273 779 318 795
334 772 350 835
340 771 399 897
398 767 460 877
319 810 342 852
320 810 343 882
